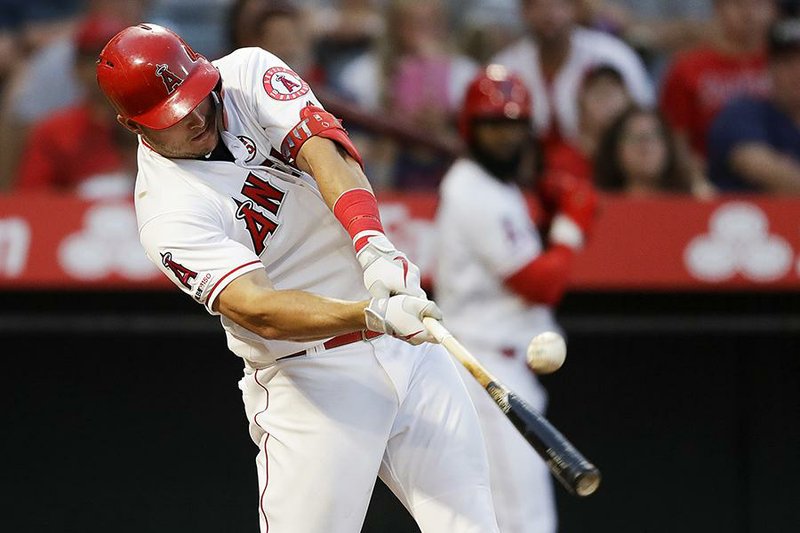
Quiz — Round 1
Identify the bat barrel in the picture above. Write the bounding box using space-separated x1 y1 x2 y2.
575 469 602 497
508 393 602 497
543 444 601 497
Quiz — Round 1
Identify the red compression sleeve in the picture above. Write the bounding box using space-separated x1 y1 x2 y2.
503 245 576 306
333 188 385 252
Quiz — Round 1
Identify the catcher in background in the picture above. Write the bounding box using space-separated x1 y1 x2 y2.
434 65 598 533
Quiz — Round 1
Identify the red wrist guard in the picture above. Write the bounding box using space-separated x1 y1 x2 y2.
333 188 385 252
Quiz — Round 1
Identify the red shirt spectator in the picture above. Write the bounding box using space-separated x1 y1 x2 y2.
659 47 769 157
14 15 133 195
16 103 124 192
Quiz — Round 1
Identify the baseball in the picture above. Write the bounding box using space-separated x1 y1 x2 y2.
526 332 567 374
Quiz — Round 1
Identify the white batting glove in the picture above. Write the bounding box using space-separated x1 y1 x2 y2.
356 235 425 299
365 295 442 345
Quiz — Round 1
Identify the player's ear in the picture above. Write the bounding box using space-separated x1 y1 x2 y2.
117 115 143 135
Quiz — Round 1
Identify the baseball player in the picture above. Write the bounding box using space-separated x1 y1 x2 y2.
95 24 499 533
434 65 597 533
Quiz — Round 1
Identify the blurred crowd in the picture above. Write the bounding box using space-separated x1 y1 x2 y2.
1 0 800 198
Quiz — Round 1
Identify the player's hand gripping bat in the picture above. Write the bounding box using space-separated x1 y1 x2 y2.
423 317 601 497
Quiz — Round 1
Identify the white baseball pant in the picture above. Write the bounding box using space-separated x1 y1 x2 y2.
239 335 500 533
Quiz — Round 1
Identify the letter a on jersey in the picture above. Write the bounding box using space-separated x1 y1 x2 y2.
160 251 198 289
235 173 285 254
235 199 279 256
155 64 184 94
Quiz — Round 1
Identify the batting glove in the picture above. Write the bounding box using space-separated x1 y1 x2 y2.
365 295 442 345
356 235 425 299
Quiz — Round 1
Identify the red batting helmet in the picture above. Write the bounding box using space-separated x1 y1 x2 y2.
459 64 532 141
96 23 220 130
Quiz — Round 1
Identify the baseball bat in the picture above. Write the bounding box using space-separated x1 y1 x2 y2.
423 317 601 497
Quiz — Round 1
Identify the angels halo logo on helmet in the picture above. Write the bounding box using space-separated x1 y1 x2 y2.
155 63 185 95
96 23 220 130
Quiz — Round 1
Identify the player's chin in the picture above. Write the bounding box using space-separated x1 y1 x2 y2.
189 128 219 156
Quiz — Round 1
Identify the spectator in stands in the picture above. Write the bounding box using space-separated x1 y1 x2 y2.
227 0 277 49
0 0 150 190
492 0 653 156
338 0 476 117
2 0 149 127
228 1 323 83
659 0 775 172
594 106 691 195
548 64 632 182
0 16 21 96
299 0 384 87
577 0 712 74
707 18 800 193
337 0 477 189
13 16 137 198
459 2 524 64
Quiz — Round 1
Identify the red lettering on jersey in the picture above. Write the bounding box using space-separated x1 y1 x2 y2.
242 172 285 216
155 64 184 95
235 199 279 255
160 252 198 289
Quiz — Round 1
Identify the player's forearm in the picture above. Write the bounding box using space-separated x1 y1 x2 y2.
232 289 370 342
295 135 373 211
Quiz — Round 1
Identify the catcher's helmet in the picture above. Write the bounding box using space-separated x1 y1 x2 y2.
96 23 219 130
459 65 532 141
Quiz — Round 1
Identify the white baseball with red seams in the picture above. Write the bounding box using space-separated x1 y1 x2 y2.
526 331 567 374
135 47 499 533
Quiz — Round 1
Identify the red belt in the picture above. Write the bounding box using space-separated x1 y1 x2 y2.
277 330 383 361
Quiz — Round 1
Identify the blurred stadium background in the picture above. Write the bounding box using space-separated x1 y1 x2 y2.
1 1 799 532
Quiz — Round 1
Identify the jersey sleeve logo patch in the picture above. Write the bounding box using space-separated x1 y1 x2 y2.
160 251 197 289
263 67 309 101
155 64 185 95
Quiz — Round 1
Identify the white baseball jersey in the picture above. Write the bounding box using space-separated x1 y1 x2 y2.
493 28 654 142
435 158 558 533
435 158 559 350
136 47 370 366
134 47 500 533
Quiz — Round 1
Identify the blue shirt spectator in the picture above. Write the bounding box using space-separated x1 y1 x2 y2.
708 97 800 191
706 17 800 194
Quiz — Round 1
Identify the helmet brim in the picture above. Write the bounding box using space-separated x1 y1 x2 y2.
131 62 220 130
